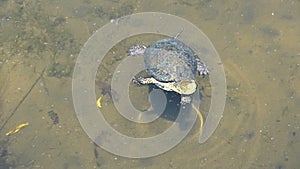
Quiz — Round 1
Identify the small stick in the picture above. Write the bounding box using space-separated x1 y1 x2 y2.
174 28 184 39
0 68 45 132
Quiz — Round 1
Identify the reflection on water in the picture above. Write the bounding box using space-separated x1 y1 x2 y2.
0 0 299 168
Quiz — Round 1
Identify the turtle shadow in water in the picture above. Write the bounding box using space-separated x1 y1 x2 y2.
147 84 190 122
147 84 200 132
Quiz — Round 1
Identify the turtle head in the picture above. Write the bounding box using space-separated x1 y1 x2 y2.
175 80 197 95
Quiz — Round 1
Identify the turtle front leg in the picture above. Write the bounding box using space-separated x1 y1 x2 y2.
196 58 209 77
132 77 157 85
133 77 174 92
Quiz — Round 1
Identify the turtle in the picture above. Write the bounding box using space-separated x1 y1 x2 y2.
129 34 209 104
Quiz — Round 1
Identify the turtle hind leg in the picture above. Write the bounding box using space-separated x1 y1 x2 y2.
196 58 210 77
180 95 192 104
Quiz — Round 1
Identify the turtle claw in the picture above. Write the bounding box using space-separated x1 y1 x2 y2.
132 76 143 85
132 76 153 85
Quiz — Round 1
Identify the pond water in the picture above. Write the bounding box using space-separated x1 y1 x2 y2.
0 0 299 168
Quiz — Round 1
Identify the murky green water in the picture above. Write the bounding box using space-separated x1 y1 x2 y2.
0 0 299 168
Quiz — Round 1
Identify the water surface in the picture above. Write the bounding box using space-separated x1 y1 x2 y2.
0 0 299 168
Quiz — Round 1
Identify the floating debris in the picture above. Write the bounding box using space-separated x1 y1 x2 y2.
48 110 59 124
5 122 29 136
96 96 102 108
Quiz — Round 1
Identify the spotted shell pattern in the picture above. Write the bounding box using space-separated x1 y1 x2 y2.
144 38 198 82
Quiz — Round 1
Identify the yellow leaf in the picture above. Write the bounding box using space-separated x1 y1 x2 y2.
5 122 29 136
96 96 102 108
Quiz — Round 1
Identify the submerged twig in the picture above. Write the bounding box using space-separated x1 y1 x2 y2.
0 68 45 133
